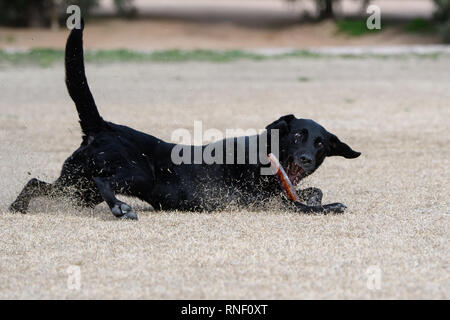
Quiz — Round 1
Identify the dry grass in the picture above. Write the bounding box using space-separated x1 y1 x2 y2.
0 57 448 299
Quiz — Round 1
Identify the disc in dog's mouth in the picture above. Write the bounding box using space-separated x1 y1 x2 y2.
287 161 305 185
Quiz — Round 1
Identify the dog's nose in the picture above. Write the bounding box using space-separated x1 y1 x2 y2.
299 155 313 166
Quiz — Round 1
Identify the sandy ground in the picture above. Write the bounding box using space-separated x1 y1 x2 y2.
0 57 449 299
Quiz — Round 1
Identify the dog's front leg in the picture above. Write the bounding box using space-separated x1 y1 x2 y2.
93 177 138 220
296 187 323 206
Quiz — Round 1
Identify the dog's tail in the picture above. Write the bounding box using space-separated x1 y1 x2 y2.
65 20 104 135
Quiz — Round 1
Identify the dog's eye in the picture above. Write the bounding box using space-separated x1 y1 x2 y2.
316 141 324 148
294 133 302 143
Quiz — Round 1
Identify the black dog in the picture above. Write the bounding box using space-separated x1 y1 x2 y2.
9 24 361 220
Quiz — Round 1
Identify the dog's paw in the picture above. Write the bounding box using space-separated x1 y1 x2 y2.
111 203 138 220
323 203 347 214
120 210 138 220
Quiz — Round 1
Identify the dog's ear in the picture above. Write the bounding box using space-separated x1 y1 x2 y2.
265 114 296 135
327 134 361 159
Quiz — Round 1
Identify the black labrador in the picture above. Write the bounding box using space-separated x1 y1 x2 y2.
9 24 361 220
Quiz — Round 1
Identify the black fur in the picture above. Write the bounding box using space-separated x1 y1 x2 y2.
9 24 361 220
65 20 104 135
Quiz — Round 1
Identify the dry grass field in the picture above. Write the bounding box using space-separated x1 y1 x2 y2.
0 56 448 299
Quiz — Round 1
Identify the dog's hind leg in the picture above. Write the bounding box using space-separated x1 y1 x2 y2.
9 173 101 213
9 178 57 213
93 177 138 220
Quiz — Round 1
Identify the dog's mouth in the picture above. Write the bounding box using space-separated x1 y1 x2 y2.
286 160 305 186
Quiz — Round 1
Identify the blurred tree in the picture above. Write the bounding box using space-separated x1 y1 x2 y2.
434 0 450 21
285 0 342 19
113 0 137 18
0 0 135 27
434 0 450 42
0 0 98 27
0 0 42 27
317 0 335 19
286 0 374 20
315 0 371 19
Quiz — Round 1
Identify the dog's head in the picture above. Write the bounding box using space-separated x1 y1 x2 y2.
266 114 361 185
